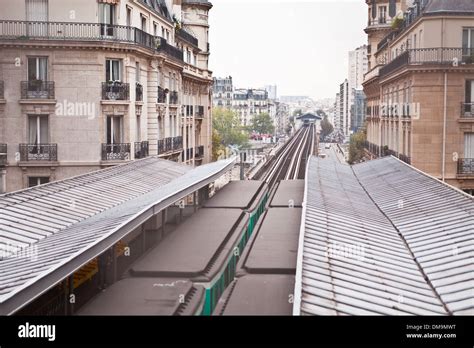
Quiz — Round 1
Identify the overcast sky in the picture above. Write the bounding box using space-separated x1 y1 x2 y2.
208 0 367 100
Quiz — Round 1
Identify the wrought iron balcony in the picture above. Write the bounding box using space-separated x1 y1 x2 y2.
0 81 4 99
169 91 179 105
0 20 183 62
136 83 143 102
157 139 165 154
19 143 57 161
101 143 131 161
20 80 55 99
102 82 130 101
134 141 149 159
195 145 204 159
0 144 6 166
156 37 184 62
176 28 198 47
196 106 205 118
380 48 474 77
174 136 183 150
458 158 474 175
461 103 474 118
182 147 194 162
157 86 166 103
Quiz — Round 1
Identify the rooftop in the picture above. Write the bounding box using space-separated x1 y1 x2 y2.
0 156 235 315
294 156 473 315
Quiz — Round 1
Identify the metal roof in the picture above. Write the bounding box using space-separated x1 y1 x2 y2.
293 156 473 315
352 157 474 315
0 157 189 259
0 156 236 315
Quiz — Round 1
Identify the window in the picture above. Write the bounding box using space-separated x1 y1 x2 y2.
462 28 474 58
28 57 47 81
166 30 170 41
126 7 131 26
28 177 49 188
141 15 147 32
153 22 158 36
99 3 116 36
465 133 474 158
106 116 123 144
105 59 121 82
26 0 48 22
136 115 141 142
28 115 48 144
161 27 165 38
378 6 387 24
135 62 140 83
465 80 474 115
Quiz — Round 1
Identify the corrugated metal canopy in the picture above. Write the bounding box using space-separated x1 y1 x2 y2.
294 156 473 316
0 156 235 315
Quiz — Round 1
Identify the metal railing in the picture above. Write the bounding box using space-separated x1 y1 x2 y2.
461 103 474 118
0 20 184 62
169 91 179 105
182 147 194 161
157 86 166 103
19 143 57 161
0 143 6 166
458 158 474 175
195 145 204 159
156 37 184 62
176 28 198 46
157 139 165 154
102 82 130 101
158 136 182 155
20 80 55 99
136 83 143 102
173 136 183 150
380 48 474 77
134 141 149 159
0 80 4 99
101 143 131 161
196 105 205 117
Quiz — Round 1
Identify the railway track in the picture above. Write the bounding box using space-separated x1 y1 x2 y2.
255 124 315 198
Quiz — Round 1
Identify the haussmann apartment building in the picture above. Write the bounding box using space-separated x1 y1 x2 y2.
0 0 213 193
363 0 474 195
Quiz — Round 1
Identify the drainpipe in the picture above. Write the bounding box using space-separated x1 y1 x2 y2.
442 72 447 182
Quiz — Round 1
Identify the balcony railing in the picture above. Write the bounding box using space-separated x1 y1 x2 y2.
195 145 204 159
136 83 143 102
0 144 6 166
156 37 184 62
101 143 131 161
134 141 149 159
380 48 474 77
19 143 57 161
458 158 474 175
196 105 205 117
176 28 198 46
182 147 194 162
0 20 184 63
102 82 130 101
169 91 179 105
158 136 182 155
0 81 4 99
157 86 166 103
461 103 474 118
20 80 54 99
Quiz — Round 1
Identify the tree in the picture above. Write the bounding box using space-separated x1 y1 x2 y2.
212 107 249 148
320 115 334 139
348 131 367 164
250 113 275 135
212 129 223 161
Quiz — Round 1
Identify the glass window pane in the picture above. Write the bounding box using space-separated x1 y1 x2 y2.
39 116 48 143
107 116 112 144
28 58 37 81
29 116 38 144
113 116 122 143
463 29 469 49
